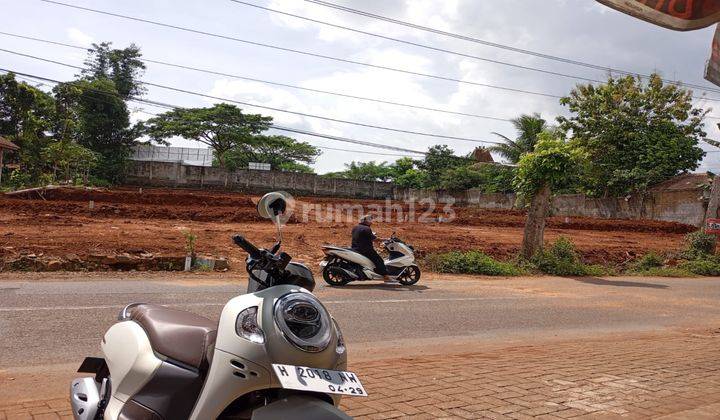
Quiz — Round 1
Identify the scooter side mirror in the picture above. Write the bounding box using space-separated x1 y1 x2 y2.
257 191 293 242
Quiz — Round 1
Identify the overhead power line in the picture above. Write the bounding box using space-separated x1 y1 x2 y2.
0 31 512 122
0 47 504 145
228 0 604 84
37 0 565 100
304 0 720 95
0 68 428 155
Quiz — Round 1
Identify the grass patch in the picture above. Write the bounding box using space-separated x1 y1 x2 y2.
425 251 523 276
627 267 694 277
679 257 720 276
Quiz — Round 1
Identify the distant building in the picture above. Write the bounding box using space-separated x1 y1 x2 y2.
131 145 214 167
471 147 494 163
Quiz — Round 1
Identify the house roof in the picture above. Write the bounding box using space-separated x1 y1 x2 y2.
0 136 20 151
650 173 711 192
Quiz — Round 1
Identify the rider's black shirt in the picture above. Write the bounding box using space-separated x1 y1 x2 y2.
351 223 376 253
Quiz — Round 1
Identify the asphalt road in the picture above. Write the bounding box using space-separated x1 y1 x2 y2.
1 273 720 402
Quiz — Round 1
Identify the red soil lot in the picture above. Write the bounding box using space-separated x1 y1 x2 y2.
0 187 695 270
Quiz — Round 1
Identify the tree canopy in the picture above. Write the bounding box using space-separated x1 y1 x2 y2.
140 104 273 166
558 74 706 197
490 113 548 164
222 134 320 172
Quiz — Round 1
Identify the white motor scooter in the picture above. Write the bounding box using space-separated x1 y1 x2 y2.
320 233 421 286
69 192 366 420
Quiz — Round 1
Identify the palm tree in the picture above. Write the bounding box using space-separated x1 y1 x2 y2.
490 113 547 164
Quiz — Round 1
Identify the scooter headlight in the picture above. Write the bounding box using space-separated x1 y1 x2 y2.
236 306 265 344
274 293 331 353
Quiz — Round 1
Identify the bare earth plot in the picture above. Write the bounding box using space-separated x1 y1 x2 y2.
0 187 696 270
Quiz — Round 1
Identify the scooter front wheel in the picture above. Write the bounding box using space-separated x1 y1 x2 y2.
322 264 351 286
397 265 421 286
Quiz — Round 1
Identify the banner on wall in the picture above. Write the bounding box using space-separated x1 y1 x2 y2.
597 0 720 31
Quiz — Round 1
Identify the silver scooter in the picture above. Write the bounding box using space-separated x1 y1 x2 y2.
69 192 365 420
320 233 421 286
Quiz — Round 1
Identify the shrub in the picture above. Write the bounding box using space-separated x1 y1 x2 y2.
631 252 664 272
426 251 522 276
679 257 720 276
7 170 31 190
683 231 715 257
531 237 602 276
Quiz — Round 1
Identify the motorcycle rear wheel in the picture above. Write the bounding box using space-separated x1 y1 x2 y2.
322 264 351 286
397 265 421 286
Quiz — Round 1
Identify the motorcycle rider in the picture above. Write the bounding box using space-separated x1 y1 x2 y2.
351 214 392 281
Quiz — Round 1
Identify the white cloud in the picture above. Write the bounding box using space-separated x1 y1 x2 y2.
66 27 94 47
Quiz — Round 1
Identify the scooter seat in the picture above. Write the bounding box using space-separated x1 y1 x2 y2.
128 304 217 370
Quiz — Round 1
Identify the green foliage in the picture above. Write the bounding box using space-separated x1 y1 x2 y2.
425 251 522 276
416 145 470 181
324 160 394 181
0 73 56 178
53 78 136 183
558 74 706 197
82 42 146 99
513 131 580 201
630 267 693 277
393 168 430 188
630 252 664 272
222 134 320 172
490 113 548 164
679 257 720 276
7 169 31 190
41 140 99 182
682 230 716 257
277 161 314 173
141 104 273 166
440 164 515 192
183 231 197 256
531 237 602 276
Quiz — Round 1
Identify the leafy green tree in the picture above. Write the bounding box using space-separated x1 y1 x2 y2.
394 168 430 188
277 161 314 173
514 132 581 258
41 140 99 182
416 145 470 182
558 74 706 197
0 73 55 178
141 104 273 166
82 42 146 99
325 161 395 181
222 135 320 171
490 113 548 164
54 79 137 182
440 164 516 192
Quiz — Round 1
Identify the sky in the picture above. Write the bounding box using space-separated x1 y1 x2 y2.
2 0 720 173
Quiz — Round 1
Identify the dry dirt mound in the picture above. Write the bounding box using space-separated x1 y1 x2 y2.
3 187 263 222
451 208 694 234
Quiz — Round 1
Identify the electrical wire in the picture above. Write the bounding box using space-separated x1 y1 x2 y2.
36 0 565 100
0 31 514 122
304 0 720 95
0 47 504 145
229 0 603 84
0 68 429 155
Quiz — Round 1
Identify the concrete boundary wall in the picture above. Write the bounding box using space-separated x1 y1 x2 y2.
125 161 395 199
125 161 706 225
395 188 706 226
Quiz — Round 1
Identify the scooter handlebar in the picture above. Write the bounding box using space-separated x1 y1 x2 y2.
232 235 262 259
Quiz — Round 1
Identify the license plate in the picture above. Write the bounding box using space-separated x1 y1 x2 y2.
272 364 367 397
319 260 328 267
